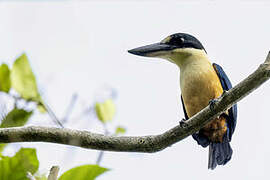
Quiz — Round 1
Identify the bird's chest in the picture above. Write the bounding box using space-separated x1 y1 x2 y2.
180 65 223 117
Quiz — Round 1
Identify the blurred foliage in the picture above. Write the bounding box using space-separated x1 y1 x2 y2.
37 101 47 113
59 165 109 180
0 108 32 128
0 53 46 112
0 108 32 154
95 99 116 123
11 53 40 101
0 148 39 180
34 173 47 180
0 144 6 156
115 126 126 135
35 174 47 180
0 54 42 178
0 63 11 93
0 53 125 179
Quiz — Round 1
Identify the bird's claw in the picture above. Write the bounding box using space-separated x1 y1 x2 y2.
209 99 218 111
179 118 188 128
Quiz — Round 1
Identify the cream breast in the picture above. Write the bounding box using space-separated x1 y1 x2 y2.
180 58 223 117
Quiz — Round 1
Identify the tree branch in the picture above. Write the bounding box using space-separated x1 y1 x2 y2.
0 52 269 153
48 166 60 180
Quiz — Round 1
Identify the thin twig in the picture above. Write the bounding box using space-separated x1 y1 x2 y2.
61 93 78 124
96 151 105 165
42 101 64 128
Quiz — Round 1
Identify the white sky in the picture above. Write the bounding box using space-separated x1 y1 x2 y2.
1 1 270 179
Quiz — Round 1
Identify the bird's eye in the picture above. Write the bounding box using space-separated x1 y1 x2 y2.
167 36 185 46
162 35 185 46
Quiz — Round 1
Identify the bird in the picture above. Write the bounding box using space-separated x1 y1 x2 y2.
128 33 237 169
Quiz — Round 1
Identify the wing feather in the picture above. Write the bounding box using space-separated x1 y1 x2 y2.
213 63 237 141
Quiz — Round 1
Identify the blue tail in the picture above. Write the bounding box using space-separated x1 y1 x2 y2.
208 139 232 170
193 132 233 169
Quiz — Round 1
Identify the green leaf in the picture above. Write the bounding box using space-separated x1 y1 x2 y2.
115 126 126 135
0 144 7 155
10 53 40 101
0 63 11 93
95 99 116 123
0 148 39 180
59 165 109 180
0 108 32 128
0 108 32 155
37 101 47 113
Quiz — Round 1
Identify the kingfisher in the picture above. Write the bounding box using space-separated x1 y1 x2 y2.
128 33 237 169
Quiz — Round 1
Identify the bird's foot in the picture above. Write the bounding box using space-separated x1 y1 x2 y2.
179 118 188 128
209 99 218 111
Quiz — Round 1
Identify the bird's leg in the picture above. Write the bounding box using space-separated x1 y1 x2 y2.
209 90 228 111
209 99 218 111
179 118 188 128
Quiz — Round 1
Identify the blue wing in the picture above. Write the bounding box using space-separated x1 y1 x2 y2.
181 96 189 120
181 96 210 147
213 63 237 141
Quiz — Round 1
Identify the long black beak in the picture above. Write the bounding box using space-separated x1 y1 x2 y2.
128 43 173 57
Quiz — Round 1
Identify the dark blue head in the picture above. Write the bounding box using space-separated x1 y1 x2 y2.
128 33 206 58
